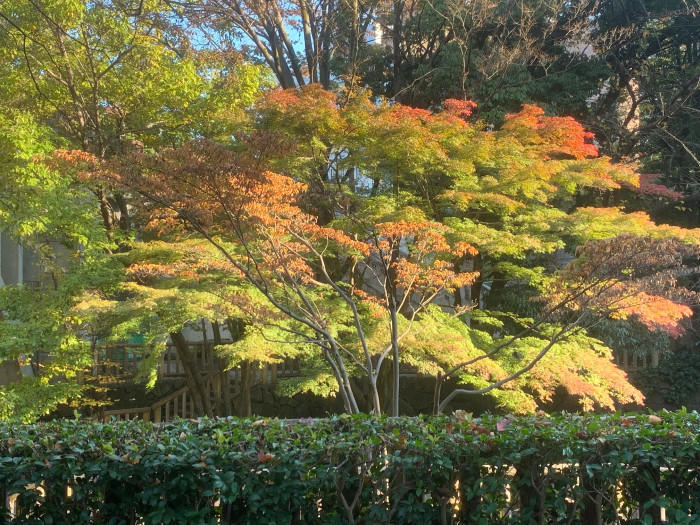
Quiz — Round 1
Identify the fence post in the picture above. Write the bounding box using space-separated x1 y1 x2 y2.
457 467 481 522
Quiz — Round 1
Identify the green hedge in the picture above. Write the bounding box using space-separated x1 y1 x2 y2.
1 411 699 524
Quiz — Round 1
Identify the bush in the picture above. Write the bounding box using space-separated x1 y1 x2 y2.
1 412 699 524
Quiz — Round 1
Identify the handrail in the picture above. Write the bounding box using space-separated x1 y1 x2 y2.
151 385 189 410
101 406 151 421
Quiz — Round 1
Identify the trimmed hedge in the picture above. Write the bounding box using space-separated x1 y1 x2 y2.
1 411 699 524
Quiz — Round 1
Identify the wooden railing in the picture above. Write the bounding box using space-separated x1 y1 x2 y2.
102 385 190 422
151 385 191 422
614 348 660 371
92 344 147 376
100 405 152 422
100 360 300 422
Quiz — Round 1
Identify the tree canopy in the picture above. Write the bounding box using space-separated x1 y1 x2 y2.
0 0 698 421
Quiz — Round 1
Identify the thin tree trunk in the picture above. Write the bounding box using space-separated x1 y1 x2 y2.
390 307 400 416
96 188 114 240
213 320 231 416
391 0 404 98
470 253 483 308
299 0 318 83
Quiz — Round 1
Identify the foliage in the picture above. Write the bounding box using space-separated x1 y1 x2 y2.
636 351 700 408
2 412 700 523
0 0 270 153
0 112 107 249
0 0 273 421
353 0 604 113
1 0 698 419
589 0 700 185
0 253 123 422
0 112 111 421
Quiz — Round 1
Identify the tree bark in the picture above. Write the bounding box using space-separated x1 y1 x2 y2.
213 320 232 416
170 331 212 417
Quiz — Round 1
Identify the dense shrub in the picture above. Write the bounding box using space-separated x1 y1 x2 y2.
1 412 699 524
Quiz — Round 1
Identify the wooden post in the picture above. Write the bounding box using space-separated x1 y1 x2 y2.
651 348 659 368
241 362 252 417
580 472 604 525
516 463 544 525
214 373 222 417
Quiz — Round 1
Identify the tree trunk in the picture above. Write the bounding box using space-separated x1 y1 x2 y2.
391 0 404 99
390 307 401 416
240 361 252 417
470 253 484 309
213 321 232 416
170 331 212 417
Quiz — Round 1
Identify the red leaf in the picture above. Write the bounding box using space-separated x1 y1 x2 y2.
496 419 511 432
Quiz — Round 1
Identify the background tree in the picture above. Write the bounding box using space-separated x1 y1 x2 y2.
586 0 700 225
0 0 271 420
179 0 379 89
0 113 110 420
342 0 603 116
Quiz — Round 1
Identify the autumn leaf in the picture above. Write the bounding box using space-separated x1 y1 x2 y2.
496 419 512 432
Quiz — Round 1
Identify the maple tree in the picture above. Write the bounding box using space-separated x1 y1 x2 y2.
80 86 698 415
0 0 695 422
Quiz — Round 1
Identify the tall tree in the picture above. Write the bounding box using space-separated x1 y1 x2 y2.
351 0 603 114
181 0 379 89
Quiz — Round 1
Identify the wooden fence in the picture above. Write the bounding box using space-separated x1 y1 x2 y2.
94 342 660 422
614 348 660 371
